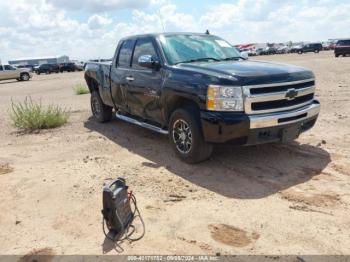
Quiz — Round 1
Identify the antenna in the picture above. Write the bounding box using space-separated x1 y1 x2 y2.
158 10 166 32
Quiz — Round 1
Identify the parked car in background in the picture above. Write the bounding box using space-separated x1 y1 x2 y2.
296 43 323 54
59 63 76 72
328 42 337 50
240 48 256 56
16 64 36 72
35 64 60 74
255 48 264 56
335 39 350 57
276 46 290 54
0 64 32 81
290 45 302 53
74 62 84 71
322 42 331 50
260 46 277 55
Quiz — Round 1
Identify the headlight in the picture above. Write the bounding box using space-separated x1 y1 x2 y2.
207 85 243 111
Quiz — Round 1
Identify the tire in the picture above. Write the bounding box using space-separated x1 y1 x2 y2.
298 50 302 54
335 54 339 57
91 91 112 123
168 107 213 164
20 73 30 81
314 50 319 53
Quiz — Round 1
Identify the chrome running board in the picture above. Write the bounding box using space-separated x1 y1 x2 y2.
116 112 168 135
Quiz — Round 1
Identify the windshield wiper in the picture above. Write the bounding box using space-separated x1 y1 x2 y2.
175 57 220 64
221 56 243 61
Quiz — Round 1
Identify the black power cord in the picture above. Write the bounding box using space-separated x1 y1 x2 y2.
102 192 145 243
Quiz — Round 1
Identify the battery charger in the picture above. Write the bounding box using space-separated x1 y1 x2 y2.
101 178 145 242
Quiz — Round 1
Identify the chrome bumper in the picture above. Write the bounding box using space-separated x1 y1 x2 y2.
249 101 320 129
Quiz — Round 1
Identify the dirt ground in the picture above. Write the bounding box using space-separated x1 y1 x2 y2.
0 51 349 256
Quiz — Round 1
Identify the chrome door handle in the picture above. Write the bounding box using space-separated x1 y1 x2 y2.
126 76 134 82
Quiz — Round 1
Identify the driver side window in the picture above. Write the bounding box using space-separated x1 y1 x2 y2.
132 38 158 70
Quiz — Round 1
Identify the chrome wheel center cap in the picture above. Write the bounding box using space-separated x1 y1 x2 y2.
179 132 186 141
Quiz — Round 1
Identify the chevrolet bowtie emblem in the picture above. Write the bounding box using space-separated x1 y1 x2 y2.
285 88 298 100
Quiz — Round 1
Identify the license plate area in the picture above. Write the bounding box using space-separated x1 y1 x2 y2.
281 125 301 142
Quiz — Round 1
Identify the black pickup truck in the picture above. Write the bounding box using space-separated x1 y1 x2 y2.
85 33 320 163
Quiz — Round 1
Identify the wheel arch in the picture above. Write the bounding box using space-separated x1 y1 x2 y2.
164 95 201 127
84 74 99 93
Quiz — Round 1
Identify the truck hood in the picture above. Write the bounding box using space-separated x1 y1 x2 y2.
177 60 314 85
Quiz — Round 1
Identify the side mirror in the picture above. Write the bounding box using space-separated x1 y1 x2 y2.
138 55 160 69
240 51 249 60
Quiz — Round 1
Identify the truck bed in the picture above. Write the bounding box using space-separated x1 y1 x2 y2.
85 62 111 87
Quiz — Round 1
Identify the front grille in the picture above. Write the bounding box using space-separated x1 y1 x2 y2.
252 93 314 111
250 81 315 95
243 79 315 114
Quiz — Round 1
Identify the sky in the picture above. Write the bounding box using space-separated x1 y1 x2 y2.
0 0 349 62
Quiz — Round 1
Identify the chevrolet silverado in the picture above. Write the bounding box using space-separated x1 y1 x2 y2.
84 33 320 163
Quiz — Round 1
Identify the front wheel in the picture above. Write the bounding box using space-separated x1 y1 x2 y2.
91 91 112 123
169 107 213 164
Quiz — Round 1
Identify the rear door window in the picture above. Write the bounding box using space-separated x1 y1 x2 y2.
338 40 350 45
117 40 135 68
132 38 158 70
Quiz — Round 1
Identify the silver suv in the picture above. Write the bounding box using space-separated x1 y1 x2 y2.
0 64 32 81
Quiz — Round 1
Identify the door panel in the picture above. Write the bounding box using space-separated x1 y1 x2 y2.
110 39 135 112
110 68 128 111
127 69 163 123
3 65 17 79
127 37 163 124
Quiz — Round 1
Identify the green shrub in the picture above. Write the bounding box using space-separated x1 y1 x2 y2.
10 97 68 130
74 84 90 95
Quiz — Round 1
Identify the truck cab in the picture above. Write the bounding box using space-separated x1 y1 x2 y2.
85 33 320 163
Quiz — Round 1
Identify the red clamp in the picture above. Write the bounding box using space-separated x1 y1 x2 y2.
128 191 133 200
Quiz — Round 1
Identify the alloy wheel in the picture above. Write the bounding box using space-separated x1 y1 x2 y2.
172 119 192 154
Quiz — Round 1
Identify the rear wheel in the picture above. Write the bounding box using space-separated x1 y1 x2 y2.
314 49 319 53
20 73 30 81
91 91 112 123
298 50 302 54
169 107 213 164
335 54 339 57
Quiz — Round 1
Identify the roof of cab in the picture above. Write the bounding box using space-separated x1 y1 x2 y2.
119 32 215 41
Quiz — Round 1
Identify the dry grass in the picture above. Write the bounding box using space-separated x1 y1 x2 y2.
10 97 68 131
74 84 90 95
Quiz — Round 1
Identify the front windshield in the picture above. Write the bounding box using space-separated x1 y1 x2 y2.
159 34 241 65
